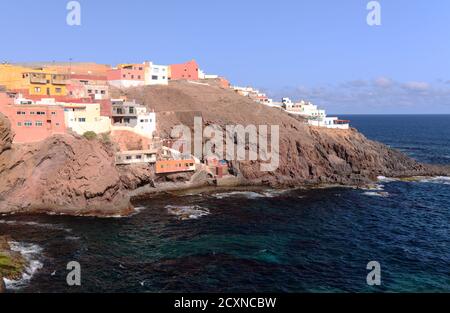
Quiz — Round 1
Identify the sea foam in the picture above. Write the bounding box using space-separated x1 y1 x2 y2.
4 241 44 290
166 205 210 220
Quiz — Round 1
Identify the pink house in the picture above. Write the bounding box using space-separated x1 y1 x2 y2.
169 60 199 80
0 92 66 143
107 64 146 88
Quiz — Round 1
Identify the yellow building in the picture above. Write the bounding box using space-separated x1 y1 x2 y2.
0 64 68 97
62 102 111 135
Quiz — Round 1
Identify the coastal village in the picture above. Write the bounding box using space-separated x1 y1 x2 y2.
0 59 350 178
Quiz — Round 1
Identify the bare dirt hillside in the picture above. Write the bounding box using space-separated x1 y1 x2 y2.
118 80 448 187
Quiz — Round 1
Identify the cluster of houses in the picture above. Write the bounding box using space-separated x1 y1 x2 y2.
279 98 350 129
0 59 349 177
0 60 229 176
230 86 350 130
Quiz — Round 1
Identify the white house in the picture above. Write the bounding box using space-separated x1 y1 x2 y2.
307 117 350 130
111 99 156 138
144 62 169 85
281 98 350 130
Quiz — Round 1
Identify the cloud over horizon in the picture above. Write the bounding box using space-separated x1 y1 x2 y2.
266 78 450 114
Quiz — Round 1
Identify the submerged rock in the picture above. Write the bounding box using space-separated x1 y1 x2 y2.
0 236 26 291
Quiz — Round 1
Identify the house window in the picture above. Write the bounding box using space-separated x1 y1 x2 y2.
129 107 134 114
17 122 22 126
138 75 141 79
35 121 43 127
126 156 132 160
35 87 41 93
101 90 106 94
136 155 142 160
87 89 93 93
56 88 62 93
30 112 35 115
152 75 158 80
51 112 56 115
24 121 33 127
123 74 126 78
131 75 134 79
78 118 86 122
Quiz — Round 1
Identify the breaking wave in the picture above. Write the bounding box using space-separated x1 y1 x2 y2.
4 241 44 290
166 205 210 220
418 176 450 185
377 176 399 183
212 191 267 199
0 220 72 233
363 191 390 198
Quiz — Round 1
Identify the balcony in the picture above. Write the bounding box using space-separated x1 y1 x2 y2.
29 73 47 84
51 75 68 85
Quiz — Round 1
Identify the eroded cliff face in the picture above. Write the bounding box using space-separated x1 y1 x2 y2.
0 113 131 216
0 81 448 216
234 126 445 187
121 81 448 188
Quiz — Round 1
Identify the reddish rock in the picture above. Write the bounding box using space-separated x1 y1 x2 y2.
0 114 131 216
119 81 449 188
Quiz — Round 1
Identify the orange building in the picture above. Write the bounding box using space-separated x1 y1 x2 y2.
155 159 196 174
169 60 199 80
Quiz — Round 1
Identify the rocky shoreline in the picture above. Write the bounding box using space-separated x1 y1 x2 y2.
0 236 26 293
0 82 449 217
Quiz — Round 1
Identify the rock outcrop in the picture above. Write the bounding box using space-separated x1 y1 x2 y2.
119 81 449 188
0 235 26 292
0 81 448 216
0 114 131 216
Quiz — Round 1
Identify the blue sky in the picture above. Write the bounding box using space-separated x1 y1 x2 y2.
1 0 450 113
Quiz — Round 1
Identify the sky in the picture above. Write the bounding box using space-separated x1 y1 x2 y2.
1 0 450 113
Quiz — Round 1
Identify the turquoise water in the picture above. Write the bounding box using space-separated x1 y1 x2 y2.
0 115 449 292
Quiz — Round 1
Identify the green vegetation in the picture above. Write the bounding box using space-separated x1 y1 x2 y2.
83 131 98 141
0 253 25 280
100 132 111 144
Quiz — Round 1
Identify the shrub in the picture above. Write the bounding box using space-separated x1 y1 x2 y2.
100 133 111 144
83 131 97 140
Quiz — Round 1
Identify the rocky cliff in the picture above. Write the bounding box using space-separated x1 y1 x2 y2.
119 81 448 187
0 114 131 216
0 81 448 216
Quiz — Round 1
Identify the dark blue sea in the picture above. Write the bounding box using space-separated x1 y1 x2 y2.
1 115 449 292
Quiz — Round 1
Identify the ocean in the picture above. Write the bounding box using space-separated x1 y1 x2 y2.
1 115 449 292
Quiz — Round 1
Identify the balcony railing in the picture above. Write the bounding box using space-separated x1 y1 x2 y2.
29 74 47 84
51 75 68 85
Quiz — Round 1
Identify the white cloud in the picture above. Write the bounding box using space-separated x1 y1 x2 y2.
402 81 430 91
